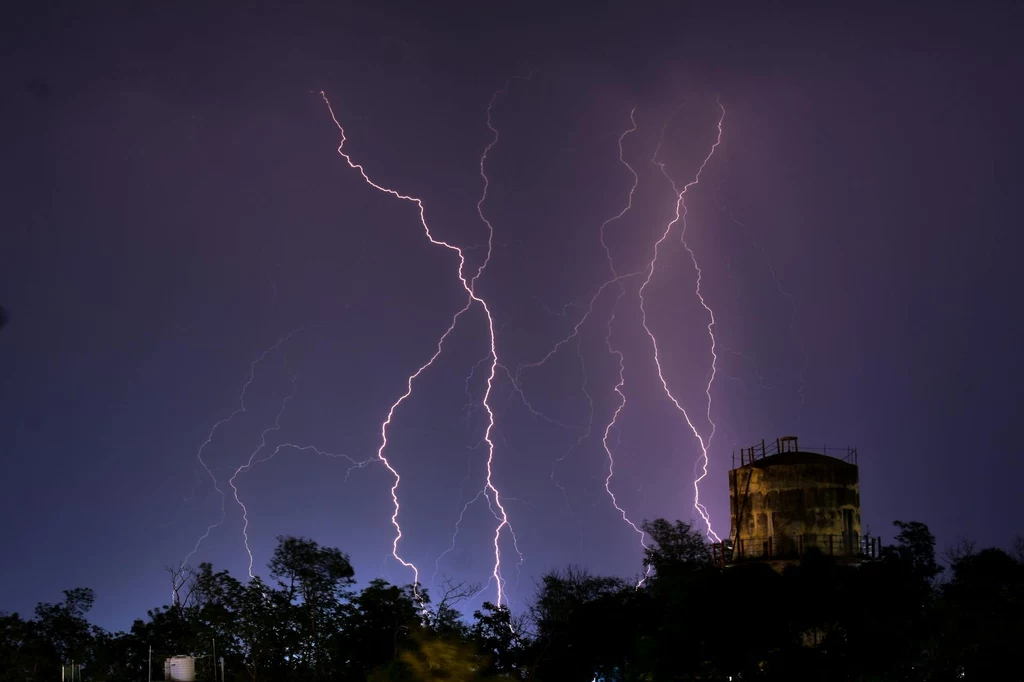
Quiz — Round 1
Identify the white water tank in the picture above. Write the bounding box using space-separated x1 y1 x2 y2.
167 656 195 682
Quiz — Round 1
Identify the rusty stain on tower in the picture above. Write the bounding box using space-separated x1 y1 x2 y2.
713 436 880 566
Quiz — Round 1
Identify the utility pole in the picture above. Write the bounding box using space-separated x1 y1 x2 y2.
149 645 152 682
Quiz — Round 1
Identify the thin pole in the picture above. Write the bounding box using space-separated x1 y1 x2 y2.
149 645 152 682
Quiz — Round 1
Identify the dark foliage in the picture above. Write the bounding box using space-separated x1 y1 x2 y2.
1 523 1021 681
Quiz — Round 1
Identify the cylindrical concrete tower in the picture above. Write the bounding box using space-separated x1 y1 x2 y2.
728 436 861 561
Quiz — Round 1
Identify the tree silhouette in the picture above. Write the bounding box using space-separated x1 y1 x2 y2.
2 520 1021 681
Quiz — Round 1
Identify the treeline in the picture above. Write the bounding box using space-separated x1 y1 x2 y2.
2 519 1022 681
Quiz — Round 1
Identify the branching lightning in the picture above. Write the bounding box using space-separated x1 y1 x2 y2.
321 81 517 605
233 439 379 572
376 300 474 594
548 337 594 511
507 367 579 429
185 330 302 569
641 101 726 542
432 489 486 589
512 109 652 564
596 110 652 565
228 366 298 578
461 354 492 426
602 280 650 587
719 347 778 393
172 77 792 620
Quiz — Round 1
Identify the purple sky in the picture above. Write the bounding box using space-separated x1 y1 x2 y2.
1 2 1021 630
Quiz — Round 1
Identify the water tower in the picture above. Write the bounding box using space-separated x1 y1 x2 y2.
718 436 878 564
164 656 196 682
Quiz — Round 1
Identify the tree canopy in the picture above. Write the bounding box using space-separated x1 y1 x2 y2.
1 523 1021 681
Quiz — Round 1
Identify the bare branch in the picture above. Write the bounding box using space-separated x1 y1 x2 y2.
943 537 977 567
428 575 479 631
166 562 199 615
436 575 479 609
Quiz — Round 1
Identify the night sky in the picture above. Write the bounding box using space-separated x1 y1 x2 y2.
2 2 1021 631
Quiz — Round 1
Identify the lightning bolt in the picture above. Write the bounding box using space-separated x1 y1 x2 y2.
600 109 640 279
184 330 301 569
603 280 651 588
469 80 523 606
548 337 594 511
432 489 486 589
719 347 778 393
434 80 537 607
641 100 726 542
377 300 473 594
511 109 651 569
228 420 382 579
227 367 303 579
597 110 652 572
441 360 547 597
499 362 578 429
321 81 517 605
461 353 491 426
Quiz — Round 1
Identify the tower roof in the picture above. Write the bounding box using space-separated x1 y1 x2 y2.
738 450 857 470
732 436 858 470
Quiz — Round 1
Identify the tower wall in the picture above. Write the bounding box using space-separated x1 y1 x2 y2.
729 451 861 557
